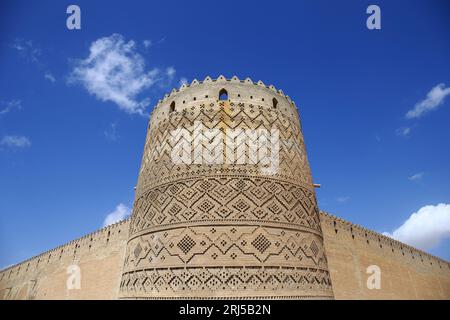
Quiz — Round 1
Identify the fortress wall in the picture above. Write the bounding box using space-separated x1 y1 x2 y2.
0 212 449 300
320 212 450 299
0 220 129 300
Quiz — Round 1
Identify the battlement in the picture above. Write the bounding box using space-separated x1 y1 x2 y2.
320 211 450 270
148 75 301 126
0 219 129 282
156 75 296 108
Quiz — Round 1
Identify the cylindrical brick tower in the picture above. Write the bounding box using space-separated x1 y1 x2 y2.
119 76 334 299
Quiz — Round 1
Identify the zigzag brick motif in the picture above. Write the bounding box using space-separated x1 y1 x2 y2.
119 77 334 299
120 267 333 299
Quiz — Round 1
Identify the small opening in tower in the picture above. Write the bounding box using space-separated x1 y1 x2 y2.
170 101 175 113
219 89 228 101
272 98 278 108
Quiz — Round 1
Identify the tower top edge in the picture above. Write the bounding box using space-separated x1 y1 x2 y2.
154 75 296 108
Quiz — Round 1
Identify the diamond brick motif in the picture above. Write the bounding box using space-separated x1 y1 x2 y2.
216 206 233 218
187 276 202 290
179 188 198 201
249 186 268 200
213 184 233 198
233 198 250 212
167 202 183 216
205 275 222 290
251 208 268 220
197 199 215 212
266 200 283 216
310 240 319 257
199 180 213 191
235 180 247 190
177 235 196 254
251 234 271 253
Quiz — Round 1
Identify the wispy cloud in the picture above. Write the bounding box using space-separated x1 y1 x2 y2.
11 39 56 83
44 72 56 83
103 122 118 141
0 135 31 148
69 34 175 115
166 66 176 79
157 66 177 88
103 203 131 227
0 100 22 116
396 126 411 137
408 172 424 181
336 196 350 203
11 38 41 63
406 83 450 119
143 40 152 48
383 203 450 250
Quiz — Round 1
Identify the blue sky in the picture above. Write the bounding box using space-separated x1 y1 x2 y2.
1 0 449 268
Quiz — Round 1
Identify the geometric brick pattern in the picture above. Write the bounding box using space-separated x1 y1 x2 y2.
119 80 334 299
120 266 333 299
129 177 322 235
134 101 312 198
124 226 328 269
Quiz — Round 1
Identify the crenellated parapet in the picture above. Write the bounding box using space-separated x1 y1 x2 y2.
0 219 129 285
148 75 301 129
320 211 450 270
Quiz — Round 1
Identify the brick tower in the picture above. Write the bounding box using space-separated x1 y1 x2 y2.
118 76 334 299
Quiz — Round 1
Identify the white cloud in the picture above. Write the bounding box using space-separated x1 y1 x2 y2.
0 100 22 116
396 126 411 137
408 172 424 181
143 40 152 48
12 39 56 83
44 72 56 83
336 196 350 203
166 66 176 79
69 34 173 115
103 122 118 141
12 39 41 63
156 66 177 89
406 83 450 119
383 203 450 250
0 135 31 148
103 203 131 227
